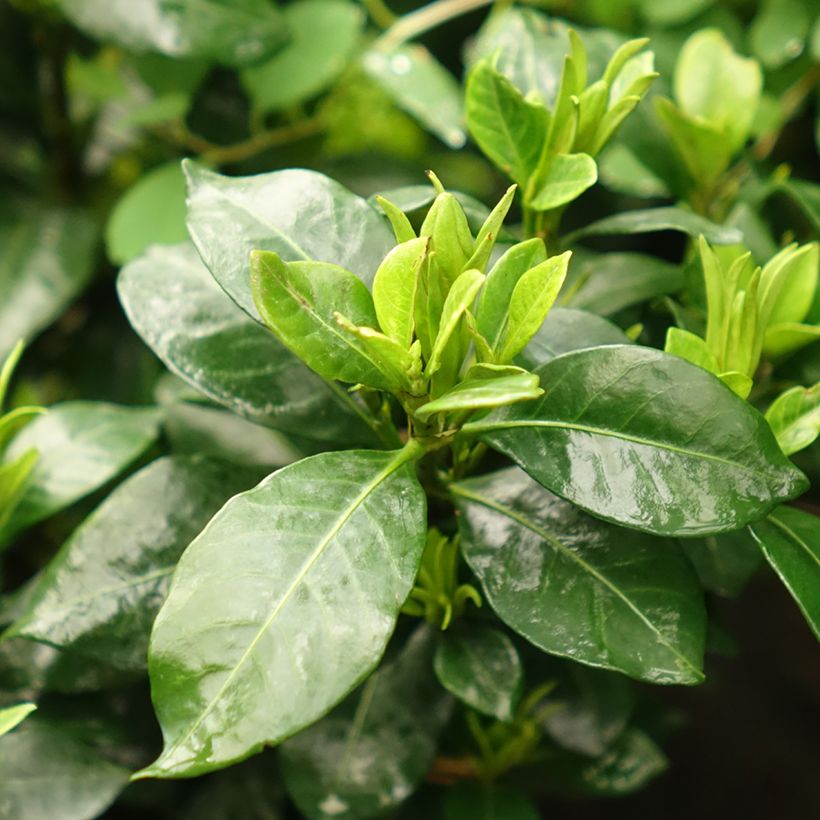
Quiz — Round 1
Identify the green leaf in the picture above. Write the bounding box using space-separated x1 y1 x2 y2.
565 207 742 245
496 252 571 363
750 506 820 640
517 307 631 370
598 143 671 199
364 44 466 149
682 530 763 598
765 383 820 456
280 626 452 819
462 346 807 536
763 322 820 358
468 184 517 273
564 728 668 795
0 702 36 736
0 204 97 359
664 327 719 374
137 445 426 778
765 242 818 326
105 161 188 265
118 244 381 446
251 251 399 392
750 0 811 69
6 456 256 671
184 162 394 322
465 59 549 187
639 0 712 26
445 783 539 820
674 29 762 154
414 373 542 422
528 154 597 211
56 0 288 67
476 239 547 352
453 466 706 684
543 665 634 757
434 624 522 721
0 451 39 534
372 237 427 348
242 0 363 112
1 402 161 544
0 719 129 820
373 195 416 244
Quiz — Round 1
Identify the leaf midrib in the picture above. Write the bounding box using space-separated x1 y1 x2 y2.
451 484 702 679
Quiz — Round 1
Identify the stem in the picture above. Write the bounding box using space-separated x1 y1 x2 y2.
152 116 324 166
373 0 494 51
360 0 397 28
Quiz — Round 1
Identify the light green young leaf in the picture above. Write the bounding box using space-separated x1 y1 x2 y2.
763 322 820 358
573 81 609 154
372 237 428 348
765 383 820 456
718 372 753 399
250 251 397 391
750 0 811 69
546 55 580 154
764 242 818 327
434 624 523 721
426 269 485 379
374 195 416 244
0 451 39 534
674 29 763 154
465 59 549 186
0 702 36 736
241 0 363 112
453 466 706 684
476 239 547 351
1 402 161 544
496 252 571 363
603 37 651 87
664 327 719 374
469 184 517 273
528 153 597 211
137 445 426 778
750 506 820 640
414 373 542 422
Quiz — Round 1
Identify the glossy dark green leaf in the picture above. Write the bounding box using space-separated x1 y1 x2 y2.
565 207 742 245
184 162 394 321
563 728 667 795
566 252 685 317
750 506 820 640
105 162 188 265
682 530 763 598
465 59 548 187
434 623 522 721
1 402 161 544
118 244 380 446
7 456 256 671
251 251 402 392
544 664 634 757
463 346 807 536
364 45 466 149
517 307 631 370
56 0 287 66
0 719 129 820
453 466 707 684
138 446 426 778
444 783 539 820
0 204 97 358
280 626 452 819
242 0 363 112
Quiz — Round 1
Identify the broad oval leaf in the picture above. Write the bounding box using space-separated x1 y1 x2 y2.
465 59 548 187
434 624 522 721
681 529 763 599
749 506 820 640
528 154 598 211
184 162 394 321
1 402 161 544
765 383 820 456
445 783 539 820
0 719 129 820
0 204 97 359
242 0 363 112
280 626 452 819
463 346 807 536
6 456 257 671
564 207 742 245
453 466 707 684
56 0 288 66
517 307 631 369
137 446 427 778
364 44 466 149
118 244 380 446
